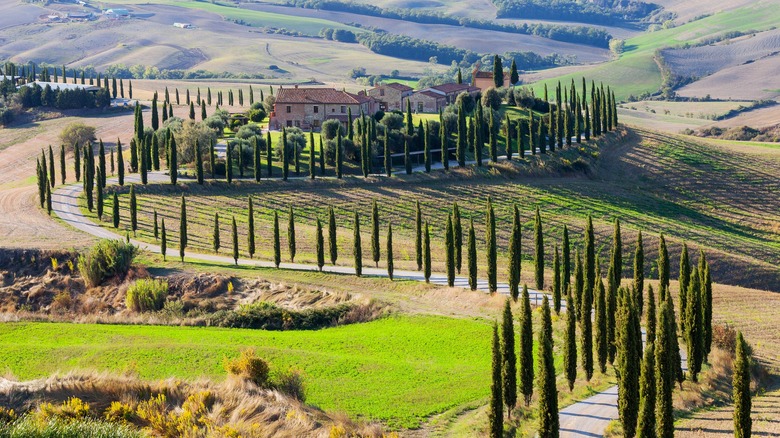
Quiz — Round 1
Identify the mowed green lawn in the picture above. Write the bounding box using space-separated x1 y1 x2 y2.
0 315 491 429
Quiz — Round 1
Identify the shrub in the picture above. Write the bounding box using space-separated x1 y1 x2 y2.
51 291 73 312
59 123 96 151
0 407 16 424
36 397 91 422
104 401 136 423
712 323 738 354
208 302 356 330
224 349 270 386
77 240 137 287
272 368 306 401
125 278 168 312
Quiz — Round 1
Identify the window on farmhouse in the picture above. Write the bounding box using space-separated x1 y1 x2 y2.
341 106 346 113
286 105 291 113
313 105 319 113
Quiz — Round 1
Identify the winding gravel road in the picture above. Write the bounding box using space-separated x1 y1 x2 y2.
53 171 635 438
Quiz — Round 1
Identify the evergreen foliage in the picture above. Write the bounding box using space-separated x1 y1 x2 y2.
247 197 255 258
508 205 522 300
537 296 558 438
733 332 752 438
415 200 423 271
519 284 534 406
316 218 324 271
129 185 137 236
213 212 220 253
486 197 497 292
654 300 674 438
488 322 504 438
354 211 362 276
328 207 338 265
160 218 167 261
288 206 296 262
179 195 187 262
564 284 577 391
501 298 517 415
534 206 544 290
468 219 477 291
595 268 608 373
423 221 431 282
617 286 640 438
112 192 119 228
371 200 380 267
685 269 703 382
453 202 462 274
387 224 394 280
273 211 281 268
231 216 239 265
445 215 455 287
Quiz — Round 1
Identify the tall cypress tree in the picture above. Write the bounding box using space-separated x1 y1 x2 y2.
231 216 239 265
45 182 52 215
445 215 455 287
584 215 595 317
611 218 622 285
247 197 255 258
213 212 220 253
564 284 577 391
387 224 394 280
371 200 380 267
534 206 544 290
112 192 119 228
573 249 584 321
129 184 137 236
353 211 362 277
423 221 431 283
685 269 703 382
273 211 281 267
492 55 504 89
552 246 561 313
266 132 273 178
309 130 315 180
48 145 55 188
595 267 608 373
288 206 296 262
488 322 503 438
60 145 66 184
75 144 82 183
633 230 644 315
328 207 338 265
415 200 423 271
678 243 690 333
733 332 752 438
508 205 522 300
319 137 325 176
519 284 534 406
453 202 462 274
423 121 431 173
537 296 559 438
636 341 656 438
404 135 412 174
316 218 324 271
457 100 466 167
562 225 571 298
501 298 517 416
179 195 187 262
658 234 669 299
160 218 167 261
282 128 289 181
581 255 594 381
336 130 343 179
654 299 673 438
617 286 640 438
701 252 713 358
486 197 497 292
468 218 477 290
226 144 233 183
169 135 178 185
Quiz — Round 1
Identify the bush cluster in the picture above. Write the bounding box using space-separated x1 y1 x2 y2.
125 278 169 312
207 301 355 330
77 240 137 287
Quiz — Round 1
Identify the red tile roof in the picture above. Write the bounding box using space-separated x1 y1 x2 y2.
275 87 363 105
419 90 444 99
473 71 493 78
384 82 413 91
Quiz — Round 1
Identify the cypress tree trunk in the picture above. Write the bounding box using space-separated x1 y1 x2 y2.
453 202 462 274
415 201 422 271
654 300 674 438
387 224 394 280
316 218 324 271
112 193 119 228
423 221 431 283
273 211 281 268
553 246 561 314
519 284 534 405
213 213 220 253
445 215 455 287
595 271 608 373
231 216 239 265
537 296 559 438
488 322 503 438
733 332 752 438
371 200 380 267
468 219 477 291
564 285 577 391
328 207 338 265
486 197 497 293
288 206 296 262
508 205 522 301
247 197 255 258
501 298 517 416
534 206 544 290
353 211 362 277
179 195 187 262
160 218 167 261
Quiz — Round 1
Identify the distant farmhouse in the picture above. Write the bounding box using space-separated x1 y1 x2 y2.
367 83 413 112
269 86 377 130
104 8 131 19
472 69 512 90
402 83 480 113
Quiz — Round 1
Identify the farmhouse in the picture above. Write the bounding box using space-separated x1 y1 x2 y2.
269 86 377 130
472 70 512 90
104 8 131 19
366 82 413 112
21 81 102 93
402 83 480 113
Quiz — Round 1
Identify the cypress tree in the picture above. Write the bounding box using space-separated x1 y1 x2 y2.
336 129 343 179
510 59 518 85
440 114 449 170
266 132 273 178
112 192 120 228
213 212 220 253
151 211 158 240
273 211 281 268
519 284 534 406
595 267 608 373
129 184 137 236
36 159 44 208
537 296 559 438
501 298 517 416
231 216 239 265
658 234 669 298
573 249 583 321
508 205 522 300
617 287 640 438
383 128 392 177
45 182 52 215
169 135 178 185
581 255 594 381
116 140 124 185
423 121 431 173
252 136 261 181
387 224 394 280
95 169 103 219
404 135 412 174
316 218 324 272
328 207 338 265
288 206 296 262
685 269 703 382
48 145 55 188
139 139 147 185
486 197 497 293
353 211 362 276
488 110 497 162
371 200 380 267
423 221 431 283
457 100 466 166
488 322 503 438
534 206 544 290
281 129 289 181
319 137 325 176
634 230 644 314
75 144 82 183
467 218 478 290
160 218 167 261
179 195 187 262
193 140 203 184
111 148 115 175
611 218 622 286
654 299 674 438
189 101 195 120
562 225 571 297
553 246 561 313
585 215 595 316
309 130 315 180
415 200 423 271
492 54 504 89
405 99 413 136
247 197 255 258
564 285 577 391
152 135 159 171
701 252 713 358
445 215 455 287
151 97 159 131
733 332 752 438
60 145 66 184
453 202 462 274
636 341 656 438
679 243 690 333
226 144 233 183
201 101 206 120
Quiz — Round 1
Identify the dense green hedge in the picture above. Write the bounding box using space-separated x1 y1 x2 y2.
207 302 356 330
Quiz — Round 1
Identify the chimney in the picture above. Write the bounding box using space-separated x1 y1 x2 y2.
294 84 298 89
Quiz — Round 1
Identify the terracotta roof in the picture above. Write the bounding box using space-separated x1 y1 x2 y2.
418 90 444 99
474 71 493 78
429 83 478 94
384 82 413 91
275 87 362 105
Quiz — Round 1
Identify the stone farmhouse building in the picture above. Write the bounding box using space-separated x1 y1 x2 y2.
269 86 376 130
366 82 413 112
472 70 512 90
402 83 480 113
